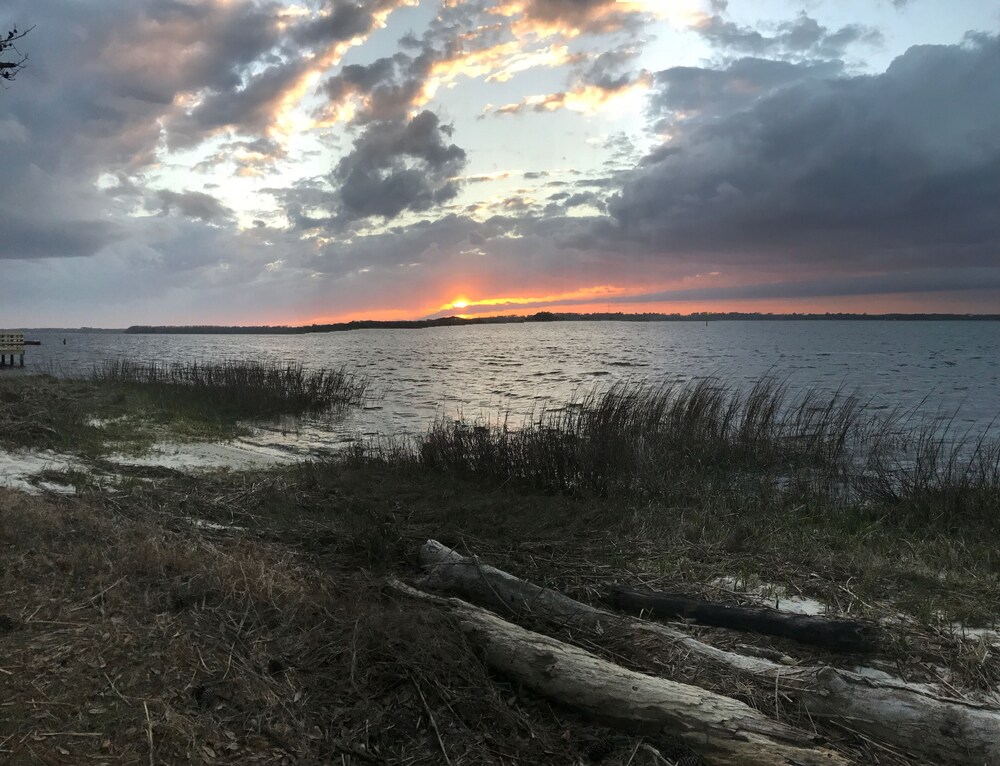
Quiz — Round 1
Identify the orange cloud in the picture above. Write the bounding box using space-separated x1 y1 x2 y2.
489 0 668 38
489 71 653 115
314 36 577 128
430 40 575 84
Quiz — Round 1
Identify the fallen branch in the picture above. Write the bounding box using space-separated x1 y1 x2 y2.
389 579 848 766
607 585 879 653
419 540 1000 764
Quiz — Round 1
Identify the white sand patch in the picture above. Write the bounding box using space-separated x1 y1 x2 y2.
710 576 828 616
948 625 1000 646
2 436 304 497
108 438 300 472
87 415 128 428
187 517 247 532
0 450 82 495
36 480 76 495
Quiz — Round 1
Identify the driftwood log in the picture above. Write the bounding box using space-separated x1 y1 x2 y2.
419 540 1000 765
390 580 848 766
608 585 879 653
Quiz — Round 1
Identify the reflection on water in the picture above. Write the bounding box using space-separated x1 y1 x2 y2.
20 321 1000 451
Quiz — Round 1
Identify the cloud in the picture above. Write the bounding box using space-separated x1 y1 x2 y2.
315 0 664 128
694 12 883 59
319 48 436 124
488 71 652 115
290 110 468 224
0 217 122 260
492 0 661 37
650 57 841 113
193 137 289 177
316 17 579 127
596 36 1000 269
156 190 234 222
625 268 1000 303
486 41 652 116
0 0 419 265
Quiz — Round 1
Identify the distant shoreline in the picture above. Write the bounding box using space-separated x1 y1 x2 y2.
10 311 1000 334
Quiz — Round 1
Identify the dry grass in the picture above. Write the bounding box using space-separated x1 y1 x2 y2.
0 488 675 766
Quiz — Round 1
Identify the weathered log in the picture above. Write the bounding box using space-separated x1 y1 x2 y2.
389 579 849 766
419 540 1000 765
608 585 879 653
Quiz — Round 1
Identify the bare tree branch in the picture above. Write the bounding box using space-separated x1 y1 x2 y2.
1 25 33 82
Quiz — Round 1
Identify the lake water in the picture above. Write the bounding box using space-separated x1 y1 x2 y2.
15 321 1000 451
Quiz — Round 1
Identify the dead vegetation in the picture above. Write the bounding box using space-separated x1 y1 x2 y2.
0 488 689 765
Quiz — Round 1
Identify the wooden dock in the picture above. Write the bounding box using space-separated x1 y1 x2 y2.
0 331 26 367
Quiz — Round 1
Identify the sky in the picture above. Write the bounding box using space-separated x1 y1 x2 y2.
0 0 997 326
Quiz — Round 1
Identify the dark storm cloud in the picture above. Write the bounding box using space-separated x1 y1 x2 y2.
600 35 1000 270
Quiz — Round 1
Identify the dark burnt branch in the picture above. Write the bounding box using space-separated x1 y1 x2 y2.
607 586 880 653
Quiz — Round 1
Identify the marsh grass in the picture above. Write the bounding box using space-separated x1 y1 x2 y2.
413 377 1000 532
0 360 368 457
92 358 368 417
417 378 863 491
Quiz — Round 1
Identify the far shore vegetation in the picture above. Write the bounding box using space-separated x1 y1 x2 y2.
120 310 1000 334
9 311 999 336
2 364 999 764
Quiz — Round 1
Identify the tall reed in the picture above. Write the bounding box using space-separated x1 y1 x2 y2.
92 359 368 415
413 377 1000 528
418 378 865 493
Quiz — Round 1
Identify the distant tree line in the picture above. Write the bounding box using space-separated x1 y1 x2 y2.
124 312 1000 335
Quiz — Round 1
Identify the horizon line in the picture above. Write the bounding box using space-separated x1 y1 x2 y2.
8 310 1000 333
